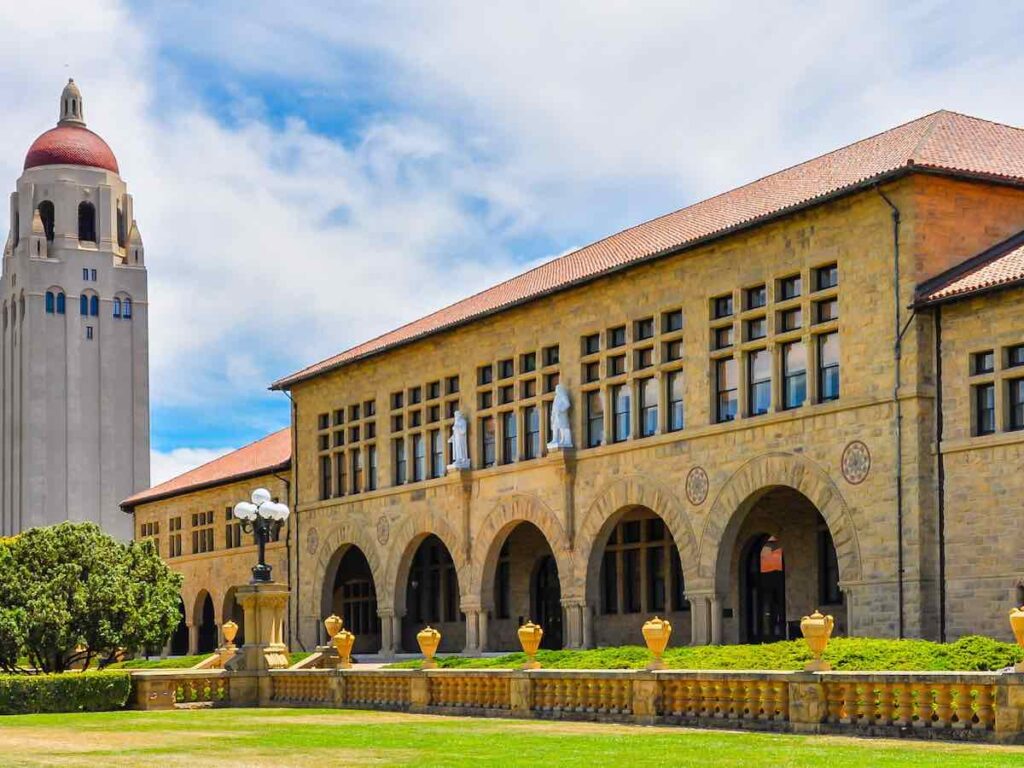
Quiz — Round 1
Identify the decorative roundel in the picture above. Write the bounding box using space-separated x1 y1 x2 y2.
376 515 390 546
686 467 709 506
306 526 320 555
841 441 871 485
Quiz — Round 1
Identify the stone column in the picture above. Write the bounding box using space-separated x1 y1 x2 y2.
687 595 709 645
379 608 395 657
710 595 723 645
187 623 198 656
561 599 587 649
464 609 481 654
391 613 403 654
582 602 594 649
478 610 489 652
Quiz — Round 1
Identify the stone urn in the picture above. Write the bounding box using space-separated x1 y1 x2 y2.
333 627 355 670
417 626 442 670
222 620 239 649
324 614 343 641
800 610 835 672
518 621 544 670
1010 606 1024 672
642 616 672 670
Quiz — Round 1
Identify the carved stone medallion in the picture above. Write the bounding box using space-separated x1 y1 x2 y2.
376 515 390 546
841 441 871 485
306 526 319 555
686 467 709 506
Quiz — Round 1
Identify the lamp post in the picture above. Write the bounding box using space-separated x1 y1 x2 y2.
233 488 290 583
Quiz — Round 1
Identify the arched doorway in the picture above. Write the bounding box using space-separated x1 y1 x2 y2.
401 534 464 653
587 506 689 647
326 546 381 654
170 598 189 656
196 592 217 654
484 522 563 651
223 588 245 647
723 487 846 644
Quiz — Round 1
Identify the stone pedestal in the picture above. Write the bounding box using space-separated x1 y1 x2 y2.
226 582 290 672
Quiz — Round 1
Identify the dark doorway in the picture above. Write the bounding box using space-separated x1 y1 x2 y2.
170 598 189 655
743 535 786 643
402 534 464 652
197 593 217 654
532 555 563 649
331 546 381 653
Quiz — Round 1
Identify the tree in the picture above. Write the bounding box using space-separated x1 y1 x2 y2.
0 522 183 673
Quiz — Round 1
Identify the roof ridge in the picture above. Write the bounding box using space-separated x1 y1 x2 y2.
908 110 951 163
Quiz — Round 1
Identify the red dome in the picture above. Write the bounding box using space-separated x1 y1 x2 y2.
24 125 119 174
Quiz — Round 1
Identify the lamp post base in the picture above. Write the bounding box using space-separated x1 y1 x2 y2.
225 582 290 672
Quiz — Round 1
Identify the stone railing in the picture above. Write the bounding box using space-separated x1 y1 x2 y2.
130 666 1024 743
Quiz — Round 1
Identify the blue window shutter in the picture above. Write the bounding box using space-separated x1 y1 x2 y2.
90 296 99 316
113 298 121 318
56 293 65 315
124 298 132 319
45 292 54 314
80 295 88 315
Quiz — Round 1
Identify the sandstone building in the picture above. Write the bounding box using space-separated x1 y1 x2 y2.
2 81 149 539
123 110 1024 655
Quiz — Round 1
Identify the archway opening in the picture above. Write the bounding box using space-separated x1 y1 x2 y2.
484 521 563 651
170 598 188 656
588 506 689 647
196 592 217 654
223 587 245 647
326 545 381 654
723 486 846 643
401 534 464 653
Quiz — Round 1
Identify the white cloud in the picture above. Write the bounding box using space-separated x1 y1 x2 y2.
150 446 236 486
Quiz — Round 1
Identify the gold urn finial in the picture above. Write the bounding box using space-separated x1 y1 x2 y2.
417 626 442 670
800 609 835 672
1010 606 1024 672
517 621 544 670
324 614 343 641
333 627 355 670
642 616 672 670
222 620 239 649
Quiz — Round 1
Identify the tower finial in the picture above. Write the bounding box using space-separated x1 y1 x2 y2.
58 78 85 127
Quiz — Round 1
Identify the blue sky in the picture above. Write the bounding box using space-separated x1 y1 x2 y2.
2 1 1024 482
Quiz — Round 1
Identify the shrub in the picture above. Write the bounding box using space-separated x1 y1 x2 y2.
0 671 130 715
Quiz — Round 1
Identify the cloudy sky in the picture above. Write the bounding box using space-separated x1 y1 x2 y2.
1 1 1023 483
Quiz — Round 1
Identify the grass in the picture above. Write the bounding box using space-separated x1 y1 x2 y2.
108 651 312 670
386 636 1024 672
0 707 1020 767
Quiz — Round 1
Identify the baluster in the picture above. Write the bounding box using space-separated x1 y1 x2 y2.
856 682 873 727
952 683 973 730
876 682 894 726
757 679 772 721
975 685 995 730
776 679 789 721
933 685 953 729
892 684 913 726
911 683 931 728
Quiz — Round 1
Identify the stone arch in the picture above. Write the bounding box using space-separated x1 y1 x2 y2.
695 452 863 591
469 493 573 606
384 507 468 617
574 474 699 600
311 520 386 620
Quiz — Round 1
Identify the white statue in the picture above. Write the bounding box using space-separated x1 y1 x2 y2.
447 410 471 471
547 384 573 449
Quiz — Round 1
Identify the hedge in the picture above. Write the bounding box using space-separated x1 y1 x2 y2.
0 671 131 715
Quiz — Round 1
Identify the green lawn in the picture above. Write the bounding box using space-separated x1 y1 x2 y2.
0 708 1020 767
108 651 312 669
387 635 1024 672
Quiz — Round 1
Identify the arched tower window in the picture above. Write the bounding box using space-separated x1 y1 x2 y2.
78 202 96 243
123 297 132 319
113 298 121 318
45 292 55 314
89 295 99 317
38 201 55 242
56 292 65 315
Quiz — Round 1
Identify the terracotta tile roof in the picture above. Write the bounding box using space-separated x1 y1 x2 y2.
916 229 1024 306
273 110 1024 389
121 428 291 510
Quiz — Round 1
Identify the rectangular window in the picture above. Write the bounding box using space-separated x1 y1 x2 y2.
608 326 626 348
746 317 767 341
521 378 536 399
333 409 345 426
479 391 493 409
746 285 767 310
391 391 404 410
609 354 626 377
664 339 683 362
782 341 807 410
391 415 404 432
394 439 407 484
1009 379 1024 432
583 333 600 355
815 298 838 324
779 274 802 300
478 365 493 385
481 416 496 467
586 390 604 448
748 349 771 416
501 411 517 464
524 405 540 459
635 317 654 341
320 455 332 500
612 384 631 442
975 383 995 435
647 545 666 612
446 375 460 395
499 384 514 404
714 325 734 350
428 404 440 423
409 386 422 405
367 445 377 490
817 332 840 402
498 359 514 379
350 403 361 421
543 345 560 366
1009 345 1024 369
583 361 600 383
712 294 733 319
667 370 684 432
780 307 802 332
85 325 94 340
520 352 536 373
663 309 683 333
430 430 444 478
973 350 994 375
815 263 838 291
716 358 738 423
412 434 425 481
544 372 560 393
427 381 440 399
635 347 653 370
640 377 658 437
352 449 363 493
334 452 346 498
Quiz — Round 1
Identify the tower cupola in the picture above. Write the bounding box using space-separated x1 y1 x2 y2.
59 79 85 126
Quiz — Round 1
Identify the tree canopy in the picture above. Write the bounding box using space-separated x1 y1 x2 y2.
0 522 183 673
